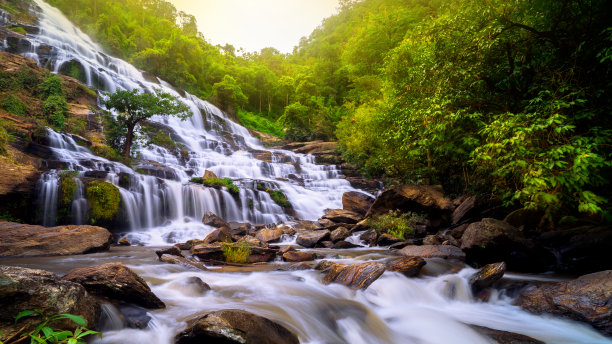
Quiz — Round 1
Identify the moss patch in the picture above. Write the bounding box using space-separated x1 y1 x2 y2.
191 176 239 196
59 171 78 205
86 180 120 223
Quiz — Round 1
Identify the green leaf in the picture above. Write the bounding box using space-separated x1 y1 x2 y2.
55 314 86 327
15 310 41 323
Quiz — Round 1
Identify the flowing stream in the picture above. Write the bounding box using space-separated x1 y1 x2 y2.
1 1 611 343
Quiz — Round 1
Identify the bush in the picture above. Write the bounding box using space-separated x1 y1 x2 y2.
236 110 283 138
267 189 291 209
6 309 102 344
222 242 251 264
39 73 64 98
191 176 240 196
366 210 424 240
85 181 120 223
42 95 68 130
0 94 26 116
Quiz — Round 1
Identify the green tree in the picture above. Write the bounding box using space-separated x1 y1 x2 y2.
212 75 248 113
101 89 191 157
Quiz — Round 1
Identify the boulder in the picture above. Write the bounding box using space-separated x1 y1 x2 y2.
469 262 506 294
333 241 360 249
317 218 336 228
504 208 544 232
451 196 476 224
160 254 209 272
0 221 112 257
296 230 330 248
365 185 453 224
461 218 554 271
330 226 350 242
282 251 317 262
517 270 612 335
155 246 184 259
175 309 299 344
255 227 284 243
342 191 374 216
470 325 544 344
0 266 99 340
398 245 466 260
202 212 230 229
449 223 469 240
293 221 318 232
322 209 363 224
63 263 165 309
191 244 276 264
203 170 218 179
376 233 403 246
359 230 378 247
204 227 233 244
423 234 442 246
385 257 426 277
320 240 334 248
323 261 386 290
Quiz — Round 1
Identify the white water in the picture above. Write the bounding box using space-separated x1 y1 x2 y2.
4 0 362 243
2 2 611 344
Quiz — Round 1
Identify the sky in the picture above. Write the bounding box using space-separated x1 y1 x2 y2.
167 0 340 54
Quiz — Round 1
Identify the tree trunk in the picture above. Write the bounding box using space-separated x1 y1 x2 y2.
122 124 135 158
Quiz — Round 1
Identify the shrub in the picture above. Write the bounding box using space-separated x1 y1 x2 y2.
85 181 120 223
42 95 68 130
266 189 291 209
222 242 251 264
39 73 64 98
191 176 240 196
0 94 26 116
366 210 424 240
4 309 102 344
236 110 283 138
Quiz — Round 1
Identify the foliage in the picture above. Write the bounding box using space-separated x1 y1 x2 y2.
0 126 7 156
212 75 247 112
101 89 191 157
221 242 251 264
38 74 64 98
366 210 424 240
85 181 120 223
42 95 68 131
8 26 26 35
59 171 78 205
266 189 291 209
0 94 26 116
0 309 101 344
191 176 239 196
236 110 283 138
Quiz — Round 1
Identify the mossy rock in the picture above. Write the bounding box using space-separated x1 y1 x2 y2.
86 180 120 223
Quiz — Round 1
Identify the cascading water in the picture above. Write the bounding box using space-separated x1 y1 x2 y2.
4 0 363 243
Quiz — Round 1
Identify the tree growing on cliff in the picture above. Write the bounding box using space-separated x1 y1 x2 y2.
102 89 191 158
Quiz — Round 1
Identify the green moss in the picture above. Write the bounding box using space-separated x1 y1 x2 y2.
266 188 291 209
0 94 26 115
86 181 120 223
191 176 240 196
366 210 424 240
58 60 86 84
59 171 78 205
8 26 27 35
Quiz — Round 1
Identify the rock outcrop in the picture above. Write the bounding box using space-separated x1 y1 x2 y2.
63 263 165 309
322 209 363 224
342 191 374 216
0 221 112 257
175 309 299 344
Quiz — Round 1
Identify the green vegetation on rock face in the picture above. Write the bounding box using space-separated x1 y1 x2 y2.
236 110 283 138
85 181 120 223
191 176 240 196
59 171 79 205
366 210 424 240
222 242 251 264
0 126 8 156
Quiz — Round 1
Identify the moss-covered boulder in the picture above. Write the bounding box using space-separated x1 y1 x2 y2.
85 180 120 223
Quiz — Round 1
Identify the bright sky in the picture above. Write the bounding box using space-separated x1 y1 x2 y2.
167 0 340 54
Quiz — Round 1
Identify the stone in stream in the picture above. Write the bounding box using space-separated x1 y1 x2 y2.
202 211 230 229
190 243 277 264
470 325 544 344
160 254 209 272
322 209 363 224
333 241 360 249
451 196 477 225
255 227 284 243
204 227 233 244
359 230 378 246
386 257 426 277
296 230 330 248
377 233 404 246
282 251 317 262
342 191 375 216
322 261 386 290
63 262 165 309
469 262 506 294
398 245 466 260
175 309 299 344
0 221 112 257
0 266 100 339
155 246 184 259
517 270 612 335
330 226 350 242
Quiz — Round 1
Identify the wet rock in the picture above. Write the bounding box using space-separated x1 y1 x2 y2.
294 221 318 232
460 218 554 271
277 246 295 255
191 243 276 264
202 212 230 229
342 191 374 216
359 230 378 246
118 305 151 329
451 196 477 224
296 230 330 248
322 209 363 224
517 270 612 335
330 226 350 242
181 276 211 294
423 234 442 246
315 260 335 271
155 246 184 259
0 266 99 340
255 227 284 243
320 240 335 248
160 254 209 272
450 223 469 239
63 263 165 309
118 237 131 246
504 208 544 232
385 257 426 277
346 177 384 194
377 233 403 246
317 218 336 227
237 235 265 247
470 325 544 344
203 170 217 179
175 309 299 344
190 244 226 261
365 185 453 225
469 262 506 294
398 245 466 260
134 164 179 180
282 251 317 262
333 241 360 249
322 261 386 290
204 227 233 244
0 221 112 257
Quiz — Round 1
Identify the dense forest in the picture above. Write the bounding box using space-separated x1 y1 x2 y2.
30 0 612 223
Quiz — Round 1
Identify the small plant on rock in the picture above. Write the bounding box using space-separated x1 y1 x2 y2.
367 210 425 240
221 241 251 264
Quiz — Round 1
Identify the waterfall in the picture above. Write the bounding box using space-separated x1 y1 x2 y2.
1 0 366 243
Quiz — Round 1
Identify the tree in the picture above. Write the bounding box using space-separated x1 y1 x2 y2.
212 75 248 113
102 89 191 158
